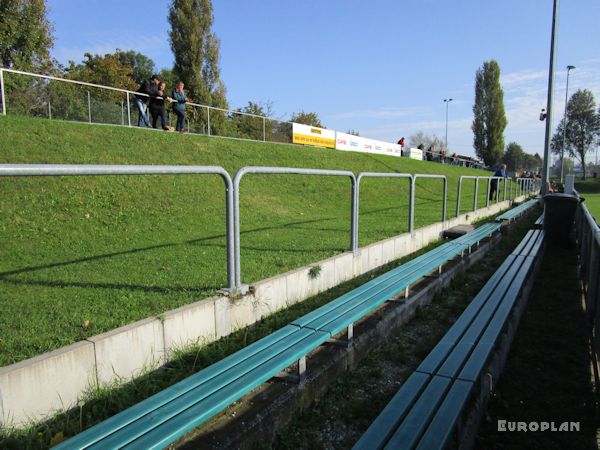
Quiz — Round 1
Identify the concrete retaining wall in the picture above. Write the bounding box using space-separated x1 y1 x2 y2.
0 198 519 427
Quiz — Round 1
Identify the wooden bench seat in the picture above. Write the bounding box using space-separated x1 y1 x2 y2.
353 230 544 450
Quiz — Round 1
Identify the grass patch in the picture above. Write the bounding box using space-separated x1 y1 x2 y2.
575 178 600 220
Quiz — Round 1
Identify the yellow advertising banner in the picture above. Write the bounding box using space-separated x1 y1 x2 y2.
292 123 336 148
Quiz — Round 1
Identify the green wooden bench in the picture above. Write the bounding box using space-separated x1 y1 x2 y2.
56 223 501 449
495 199 538 223
534 214 544 229
353 229 544 450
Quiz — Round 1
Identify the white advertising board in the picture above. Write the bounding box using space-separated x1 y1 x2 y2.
335 132 402 157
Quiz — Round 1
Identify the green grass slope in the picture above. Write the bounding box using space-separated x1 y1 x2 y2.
0 115 492 365
575 178 600 220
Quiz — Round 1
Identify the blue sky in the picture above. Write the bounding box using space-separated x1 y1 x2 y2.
48 0 600 159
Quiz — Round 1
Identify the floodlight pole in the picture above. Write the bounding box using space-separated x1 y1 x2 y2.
560 65 575 183
444 98 453 150
541 0 559 195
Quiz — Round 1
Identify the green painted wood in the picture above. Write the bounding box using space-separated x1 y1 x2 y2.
415 379 474 450
383 377 452 450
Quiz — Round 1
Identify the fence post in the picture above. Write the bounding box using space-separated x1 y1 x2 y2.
456 177 463 217
120 101 124 125
0 68 6 115
409 177 415 233
87 91 91 123
486 178 491 207
351 177 358 254
263 117 266 142
207 106 211 136
473 177 479 212
126 92 131 127
48 100 52 120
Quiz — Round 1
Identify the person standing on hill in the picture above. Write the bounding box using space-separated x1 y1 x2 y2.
490 163 507 201
133 74 159 127
172 81 188 132
148 81 173 130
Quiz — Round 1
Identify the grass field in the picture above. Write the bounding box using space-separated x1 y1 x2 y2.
575 178 600 220
0 115 498 366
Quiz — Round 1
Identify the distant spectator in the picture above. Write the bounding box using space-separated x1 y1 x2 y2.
148 81 173 130
134 74 159 127
490 163 507 201
397 137 405 150
425 145 433 161
172 81 188 132
439 148 447 164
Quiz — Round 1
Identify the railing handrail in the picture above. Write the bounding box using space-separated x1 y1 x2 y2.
0 163 236 290
232 166 357 289
0 67 287 123
355 172 414 250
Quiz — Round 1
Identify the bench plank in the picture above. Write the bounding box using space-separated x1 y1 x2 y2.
352 372 431 450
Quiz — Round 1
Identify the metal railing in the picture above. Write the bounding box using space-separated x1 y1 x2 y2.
0 68 292 143
515 177 541 198
0 163 534 293
455 176 516 216
574 192 600 382
232 167 357 290
0 164 236 290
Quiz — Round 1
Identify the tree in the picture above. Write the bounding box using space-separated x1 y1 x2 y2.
472 60 507 166
408 131 443 152
346 129 360 136
502 142 525 172
0 0 53 70
168 0 227 110
65 53 137 92
290 111 325 128
551 89 600 179
114 49 156 85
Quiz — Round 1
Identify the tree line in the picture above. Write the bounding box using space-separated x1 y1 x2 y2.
0 0 325 135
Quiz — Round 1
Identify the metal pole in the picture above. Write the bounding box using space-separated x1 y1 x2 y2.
409 178 415 233
263 117 266 142
474 177 479 212
560 65 575 183
456 177 463 217
443 98 452 150
48 100 52 120
121 100 124 126
207 106 211 136
126 92 131 127
541 0 559 195
87 91 91 123
0 68 6 115
486 178 491 207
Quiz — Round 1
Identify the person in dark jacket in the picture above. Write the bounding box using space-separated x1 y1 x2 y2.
489 164 507 201
148 81 172 130
172 81 187 132
134 74 159 127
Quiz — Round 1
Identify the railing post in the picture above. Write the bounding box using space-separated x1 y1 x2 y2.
503 178 507 201
207 106 211 136
120 100 124 125
0 68 6 115
486 177 491 207
263 117 266 142
87 91 91 123
48 100 52 120
456 176 463 217
442 177 447 223
126 92 131 127
409 177 415 233
473 177 479 212
351 177 358 254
